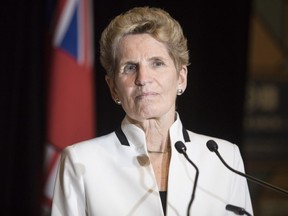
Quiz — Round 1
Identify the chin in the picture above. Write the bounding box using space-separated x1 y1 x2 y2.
127 110 158 122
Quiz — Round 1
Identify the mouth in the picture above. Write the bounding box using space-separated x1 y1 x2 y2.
135 92 158 100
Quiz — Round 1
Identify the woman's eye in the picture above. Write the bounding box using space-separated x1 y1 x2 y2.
123 64 137 73
152 60 164 67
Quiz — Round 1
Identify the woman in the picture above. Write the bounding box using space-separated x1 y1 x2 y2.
51 6 253 216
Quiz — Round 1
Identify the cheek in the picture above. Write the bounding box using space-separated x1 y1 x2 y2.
114 76 135 96
115 84 133 101
165 75 178 91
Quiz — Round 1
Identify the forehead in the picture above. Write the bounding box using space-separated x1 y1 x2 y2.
117 34 170 60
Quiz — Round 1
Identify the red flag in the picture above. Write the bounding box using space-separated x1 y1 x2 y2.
43 0 95 213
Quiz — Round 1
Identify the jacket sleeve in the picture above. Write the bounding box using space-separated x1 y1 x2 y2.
51 146 86 216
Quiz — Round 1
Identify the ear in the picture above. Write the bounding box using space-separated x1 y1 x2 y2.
178 65 188 92
105 75 119 101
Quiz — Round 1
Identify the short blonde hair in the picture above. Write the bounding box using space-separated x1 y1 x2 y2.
100 6 190 77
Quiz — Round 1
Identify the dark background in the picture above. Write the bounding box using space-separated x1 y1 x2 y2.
0 0 251 215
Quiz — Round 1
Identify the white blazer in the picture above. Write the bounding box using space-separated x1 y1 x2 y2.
51 113 253 216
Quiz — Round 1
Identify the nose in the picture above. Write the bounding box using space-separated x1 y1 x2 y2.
135 65 151 86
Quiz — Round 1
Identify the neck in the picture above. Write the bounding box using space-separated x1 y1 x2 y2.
148 144 171 154
126 114 175 154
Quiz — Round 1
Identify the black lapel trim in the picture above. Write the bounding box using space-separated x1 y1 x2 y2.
115 126 130 146
183 127 190 142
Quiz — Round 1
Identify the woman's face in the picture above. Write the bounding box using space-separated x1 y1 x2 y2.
106 33 187 122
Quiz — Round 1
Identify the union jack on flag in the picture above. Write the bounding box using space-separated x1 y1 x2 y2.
43 0 95 214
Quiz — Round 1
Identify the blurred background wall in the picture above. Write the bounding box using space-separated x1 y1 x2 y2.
243 0 288 215
1 0 287 215
1 1 45 215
